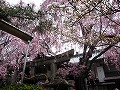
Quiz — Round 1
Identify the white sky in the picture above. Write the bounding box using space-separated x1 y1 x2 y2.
5 0 46 10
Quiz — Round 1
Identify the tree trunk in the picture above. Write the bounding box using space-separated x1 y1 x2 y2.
75 76 87 90
75 69 89 90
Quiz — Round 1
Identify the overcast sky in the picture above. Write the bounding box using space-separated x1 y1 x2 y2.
5 0 46 10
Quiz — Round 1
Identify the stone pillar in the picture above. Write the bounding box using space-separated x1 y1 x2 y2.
11 69 18 84
30 67 35 76
50 59 56 81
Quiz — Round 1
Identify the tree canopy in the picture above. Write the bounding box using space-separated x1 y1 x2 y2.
40 0 120 85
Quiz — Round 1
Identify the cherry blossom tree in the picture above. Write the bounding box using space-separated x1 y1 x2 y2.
42 0 120 89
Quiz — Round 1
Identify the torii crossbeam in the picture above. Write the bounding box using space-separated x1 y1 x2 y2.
0 19 33 42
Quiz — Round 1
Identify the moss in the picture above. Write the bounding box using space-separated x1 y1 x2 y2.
0 84 45 90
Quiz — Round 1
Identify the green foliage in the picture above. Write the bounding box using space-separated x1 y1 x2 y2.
0 2 37 21
0 84 46 90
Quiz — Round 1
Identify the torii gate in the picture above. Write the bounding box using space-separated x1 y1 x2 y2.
0 19 33 83
25 49 74 82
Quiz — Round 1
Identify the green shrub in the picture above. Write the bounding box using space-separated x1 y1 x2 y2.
0 84 45 90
